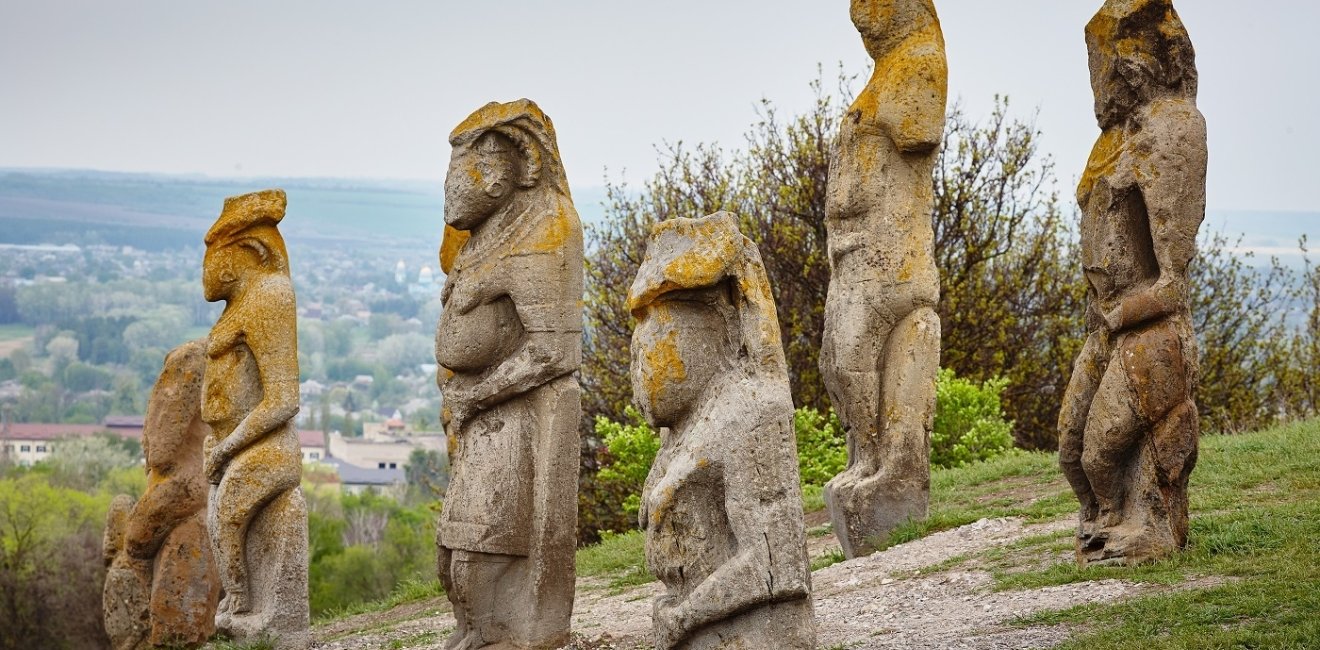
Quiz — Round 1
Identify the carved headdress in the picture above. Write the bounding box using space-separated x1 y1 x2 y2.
627 212 787 378
441 99 571 274
1086 0 1198 100
204 189 290 273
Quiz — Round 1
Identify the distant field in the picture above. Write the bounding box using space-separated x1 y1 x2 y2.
0 169 610 251
0 324 33 358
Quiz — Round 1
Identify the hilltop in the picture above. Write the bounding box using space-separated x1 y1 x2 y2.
272 419 1319 650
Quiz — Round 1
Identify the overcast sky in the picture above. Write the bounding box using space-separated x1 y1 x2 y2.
1 1 1316 212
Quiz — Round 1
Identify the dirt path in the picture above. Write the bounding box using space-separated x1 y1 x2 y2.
313 517 1217 650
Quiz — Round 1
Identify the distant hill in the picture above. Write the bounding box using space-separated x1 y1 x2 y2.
0 169 609 250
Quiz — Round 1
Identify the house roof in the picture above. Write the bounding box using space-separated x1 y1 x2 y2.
1 423 112 441
298 429 327 449
325 458 405 486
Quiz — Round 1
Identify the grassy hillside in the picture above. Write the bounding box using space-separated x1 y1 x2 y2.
230 418 1319 649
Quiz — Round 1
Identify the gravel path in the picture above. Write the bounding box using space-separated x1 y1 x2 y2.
312 517 1217 650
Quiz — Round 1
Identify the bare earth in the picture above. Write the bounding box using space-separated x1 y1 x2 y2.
313 517 1220 650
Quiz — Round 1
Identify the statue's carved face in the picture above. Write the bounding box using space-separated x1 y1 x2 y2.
202 243 246 302
631 293 732 428
1088 41 1143 129
444 132 520 231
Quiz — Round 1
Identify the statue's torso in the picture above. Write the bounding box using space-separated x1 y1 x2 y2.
1078 126 1158 307
825 84 939 300
201 327 261 439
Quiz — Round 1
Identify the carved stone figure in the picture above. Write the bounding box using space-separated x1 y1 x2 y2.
1059 0 1206 566
630 213 816 650
434 99 583 650
820 0 948 558
103 339 220 649
201 189 309 648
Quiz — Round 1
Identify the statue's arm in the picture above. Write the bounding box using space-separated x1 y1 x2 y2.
462 257 581 410
664 427 809 640
213 279 301 460
123 477 193 559
1104 105 1207 332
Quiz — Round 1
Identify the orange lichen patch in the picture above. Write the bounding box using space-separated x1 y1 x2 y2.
449 99 553 143
640 308 686 408
847 22 946 157
1079 127 1127 199
517 203 574 255
440 225 471 274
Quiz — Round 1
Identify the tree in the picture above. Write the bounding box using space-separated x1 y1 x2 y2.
931 101 1085 450
0 475 108 650
45 434 139 492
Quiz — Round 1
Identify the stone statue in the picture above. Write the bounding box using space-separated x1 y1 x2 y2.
434 99 583 650
201 189 309 648
630 213 816 650
103 339 220 649
1059 0 1206 566
820 0 948 558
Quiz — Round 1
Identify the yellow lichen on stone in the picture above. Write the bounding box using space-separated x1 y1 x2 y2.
439 225 471 275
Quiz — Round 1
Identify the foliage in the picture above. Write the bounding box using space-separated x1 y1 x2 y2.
582 67 848 425
403 448 448 503
0 474 111 650
932 101 1085 450
793 407 847 487
594 407 659 521
45 433 140 492
304 487 438 617
931 368 1015 469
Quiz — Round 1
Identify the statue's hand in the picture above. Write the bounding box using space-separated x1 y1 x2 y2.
653 595 686 650
205 442 231 484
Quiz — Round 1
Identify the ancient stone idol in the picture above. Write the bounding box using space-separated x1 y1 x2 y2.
103 339 220 650
820 0 948 558
630 213 816 650
201 189 309 648
434 99 583 650
1058 0 1206 567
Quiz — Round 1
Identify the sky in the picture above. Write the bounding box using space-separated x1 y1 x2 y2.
1 0 1317 213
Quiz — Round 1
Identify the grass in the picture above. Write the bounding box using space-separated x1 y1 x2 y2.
576 529 653 592
0 324 33 341
1003 418 1320 649
873 448 1074 552
811 548 847 571
206 637 275 650
387 630 442 649
315 576 446 623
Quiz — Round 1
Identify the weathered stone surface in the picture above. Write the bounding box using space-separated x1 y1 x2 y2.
1058 0 1206 567
629 213 816 650
201 189 309 648
434 99 582 650
820 0 948 558
103 339 220 649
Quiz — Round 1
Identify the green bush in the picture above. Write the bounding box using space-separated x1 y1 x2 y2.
932 368 1015 468
595 407 660 521
793 407 846 488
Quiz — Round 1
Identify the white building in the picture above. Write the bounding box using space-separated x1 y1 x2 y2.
0 422 129 467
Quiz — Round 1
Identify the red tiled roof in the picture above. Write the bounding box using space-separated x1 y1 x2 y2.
1 423 111 441
298 429 327 449
103 415 146 428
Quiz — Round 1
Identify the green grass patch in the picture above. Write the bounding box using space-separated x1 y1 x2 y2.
0 324 33 341
314 576 445 623
802 483 826 513
206 637 275 650
576 529 653 592
1005 418 1320 649
811 548 847 571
